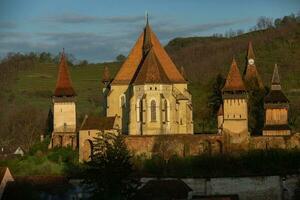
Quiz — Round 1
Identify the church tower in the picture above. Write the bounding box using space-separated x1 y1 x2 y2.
50 50 77 149
263 64 291 136
222 58 248 140
243 41 264 89
106 17 193 135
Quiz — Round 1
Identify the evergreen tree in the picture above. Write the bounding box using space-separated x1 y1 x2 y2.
208 73 225 118
83 132 139 200
245 79 267 135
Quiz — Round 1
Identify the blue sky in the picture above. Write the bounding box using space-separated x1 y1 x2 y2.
0 0 299 62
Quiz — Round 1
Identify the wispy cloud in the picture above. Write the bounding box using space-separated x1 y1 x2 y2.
42 13 145 24
0 21 17 29
0 17 253 62
155 18 253 40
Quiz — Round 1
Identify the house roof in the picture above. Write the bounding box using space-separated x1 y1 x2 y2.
54 50 76 97
81 116 116 131
222 58 246 92
0 167 7 183
134 179 192 200
112 20 186 85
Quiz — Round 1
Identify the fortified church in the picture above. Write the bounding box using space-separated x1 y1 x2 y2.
48 19 300 162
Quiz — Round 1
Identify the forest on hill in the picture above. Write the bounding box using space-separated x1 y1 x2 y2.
0 13 299 151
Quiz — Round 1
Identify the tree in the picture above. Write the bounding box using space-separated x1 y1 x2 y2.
116 54 126 62
256 16 273 30
246 80 266 135
83 132 139 199
208 74 225 118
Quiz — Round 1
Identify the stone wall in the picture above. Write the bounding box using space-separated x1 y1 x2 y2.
124 133 300 157
125 134 223 157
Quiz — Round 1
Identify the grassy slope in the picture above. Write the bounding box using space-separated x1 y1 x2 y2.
8 23 300 132
10 62 120 118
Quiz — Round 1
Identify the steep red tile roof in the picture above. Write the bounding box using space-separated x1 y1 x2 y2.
54 51 76 97
223 58 246 92
244 41 264 89
247 41 255 60
133 48 170 84
112 20 185 85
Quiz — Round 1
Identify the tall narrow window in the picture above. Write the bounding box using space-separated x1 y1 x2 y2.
164 100 168 122
151 100 156 122
120 95 126 108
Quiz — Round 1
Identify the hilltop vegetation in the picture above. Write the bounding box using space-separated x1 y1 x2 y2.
166 16 300 132
0 14 299 151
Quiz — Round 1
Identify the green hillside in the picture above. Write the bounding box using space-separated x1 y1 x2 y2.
9 62 120 117
2 21 300 135
166 21 300 132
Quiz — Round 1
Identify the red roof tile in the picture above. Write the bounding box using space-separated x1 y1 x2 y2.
223 58 246 92
112 21 185 85
54 51 76 97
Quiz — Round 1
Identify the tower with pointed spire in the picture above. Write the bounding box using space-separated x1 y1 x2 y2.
50 49 77 149
105 16 193 135
263 64 291 136
243 41 264 89
222 58 249 141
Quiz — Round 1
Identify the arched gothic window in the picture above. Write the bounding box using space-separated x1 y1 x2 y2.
151 100 156 122
164 99 168 122
120 95 126 108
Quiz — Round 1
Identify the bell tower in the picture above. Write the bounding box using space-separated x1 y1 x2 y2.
50 49 77 149
222 58 249 142
243 41 264 89
263 64 291 136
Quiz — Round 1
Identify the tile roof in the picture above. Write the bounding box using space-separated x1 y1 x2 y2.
247 41 255 60
81 116 116 131
0 167 7 183
112 21 186 85
244 64 264 89
133 48 170 84
222 58 246 92
54 50 76 97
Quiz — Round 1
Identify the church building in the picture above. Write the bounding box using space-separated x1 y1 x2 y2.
104 18 194 135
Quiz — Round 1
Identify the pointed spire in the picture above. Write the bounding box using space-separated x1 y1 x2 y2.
54 49 76 97
102 66 110 84
143 13 152 56
222 58 246 92
247 41 255 60
271 64 281 90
